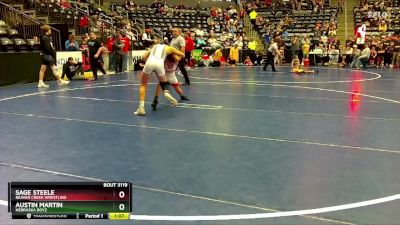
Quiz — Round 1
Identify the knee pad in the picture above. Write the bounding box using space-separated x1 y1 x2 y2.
171 83 180 88
159 81 170 91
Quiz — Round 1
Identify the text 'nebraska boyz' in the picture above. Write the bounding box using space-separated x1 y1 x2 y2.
14 202 63 212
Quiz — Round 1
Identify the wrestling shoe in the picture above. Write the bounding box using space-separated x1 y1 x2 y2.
38 82 49 88
57 79 70 86
180 95 190 101
134 106 146 116
163 90 178 106
151 99 158 111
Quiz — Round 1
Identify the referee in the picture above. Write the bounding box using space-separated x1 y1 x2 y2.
170 28 190 85
263 37 282 72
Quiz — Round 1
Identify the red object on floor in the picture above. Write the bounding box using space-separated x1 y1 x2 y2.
304 58 310 67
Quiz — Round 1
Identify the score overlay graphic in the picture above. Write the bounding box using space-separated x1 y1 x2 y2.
8 182 132 220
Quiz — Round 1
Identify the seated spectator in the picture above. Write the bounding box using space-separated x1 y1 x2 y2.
166 7 174 16
208 34 218 47
361 2 369 12
207 16 215 27
321 33 328 46
369 46 378 67
332 36 340 49
244 56 253 66
200 52 212 66
211 47 223 67
328 23 337 36
142 28 153 48
378 0 386 11
65 34 79 51
215 23 221 32
194 25 204 37
227 24 236 34
220 31 229 43
379 20 387 33
242 32 249 41
340 43 353 67
328 45 340 64
391 16 400 27
196 36 206 49
313 44 325 65
370 17 379 27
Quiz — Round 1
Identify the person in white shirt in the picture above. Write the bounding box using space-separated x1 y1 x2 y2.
328 45 340 64
194 25 204 37
219 31 228 42
340 44 353 66
207 35 218 46
142 29 153 47
356 43 371 69
263 37 282 72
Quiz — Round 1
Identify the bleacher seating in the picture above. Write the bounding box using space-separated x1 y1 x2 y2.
249 0 338 38
110 2 248 50
128 8 209 35
0 20 38 52
354 4 400 37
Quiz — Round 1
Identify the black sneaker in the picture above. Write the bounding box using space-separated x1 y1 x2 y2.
151 100 158 111
315 70 319 74
272 70 277 72
180 95 190 101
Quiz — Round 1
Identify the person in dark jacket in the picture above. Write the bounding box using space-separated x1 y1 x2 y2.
62 57 84 80
88 32 107 81
38 24 70 88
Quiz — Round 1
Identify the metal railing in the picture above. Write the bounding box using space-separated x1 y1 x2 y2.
0 1 62 50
